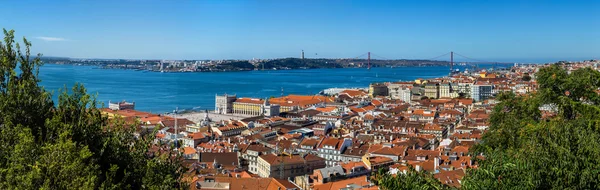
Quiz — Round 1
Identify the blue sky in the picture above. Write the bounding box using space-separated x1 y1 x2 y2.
1 0 598 62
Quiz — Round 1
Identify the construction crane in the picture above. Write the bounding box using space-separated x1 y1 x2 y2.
168 106 202 150
276 143 293 179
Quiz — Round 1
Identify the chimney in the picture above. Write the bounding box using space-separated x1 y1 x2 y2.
434 157 439 170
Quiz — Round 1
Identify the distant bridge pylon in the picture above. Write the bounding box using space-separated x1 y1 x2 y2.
350 51 512 71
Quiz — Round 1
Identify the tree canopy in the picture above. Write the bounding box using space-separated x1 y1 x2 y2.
462 65 600 189
0 29 185 189
374 167 451 190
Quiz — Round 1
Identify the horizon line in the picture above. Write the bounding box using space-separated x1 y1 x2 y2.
38 55 600 64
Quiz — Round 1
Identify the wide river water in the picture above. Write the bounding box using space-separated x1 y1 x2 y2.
39 63 497 113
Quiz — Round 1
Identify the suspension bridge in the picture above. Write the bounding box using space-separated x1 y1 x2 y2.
348 51 512 71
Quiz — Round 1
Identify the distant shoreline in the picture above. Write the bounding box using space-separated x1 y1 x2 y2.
46 62 467 74
42 57 463 73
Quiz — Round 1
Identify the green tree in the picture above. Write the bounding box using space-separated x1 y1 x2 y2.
463 65 600 189
375 167 452 190
0 29 186 189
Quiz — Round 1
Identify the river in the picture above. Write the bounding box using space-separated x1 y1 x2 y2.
38 63 498 113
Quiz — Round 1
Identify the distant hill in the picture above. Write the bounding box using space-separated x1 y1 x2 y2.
214 61 255 71
257 58 449 70
261 58 344 69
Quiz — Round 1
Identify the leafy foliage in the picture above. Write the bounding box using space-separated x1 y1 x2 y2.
463 65 600 189
0 29 185 189
375 167 452 190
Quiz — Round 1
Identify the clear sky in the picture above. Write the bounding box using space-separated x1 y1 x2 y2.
1 0 598 62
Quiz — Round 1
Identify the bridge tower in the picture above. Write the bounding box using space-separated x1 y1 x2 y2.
368 52 371 70
450 51 454 72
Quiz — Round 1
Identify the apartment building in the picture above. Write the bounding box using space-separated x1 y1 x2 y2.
257 153 326 179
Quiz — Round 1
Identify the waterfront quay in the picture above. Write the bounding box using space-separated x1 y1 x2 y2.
177 111 251 124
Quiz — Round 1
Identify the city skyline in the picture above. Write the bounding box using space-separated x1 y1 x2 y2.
2 0 599 62
2 1 600 189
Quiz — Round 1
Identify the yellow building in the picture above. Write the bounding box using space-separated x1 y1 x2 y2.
479 72 497 79
232 98 264 115
424 83 439 99
414 78 427 85
276 104 296 113
257 153 326 179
